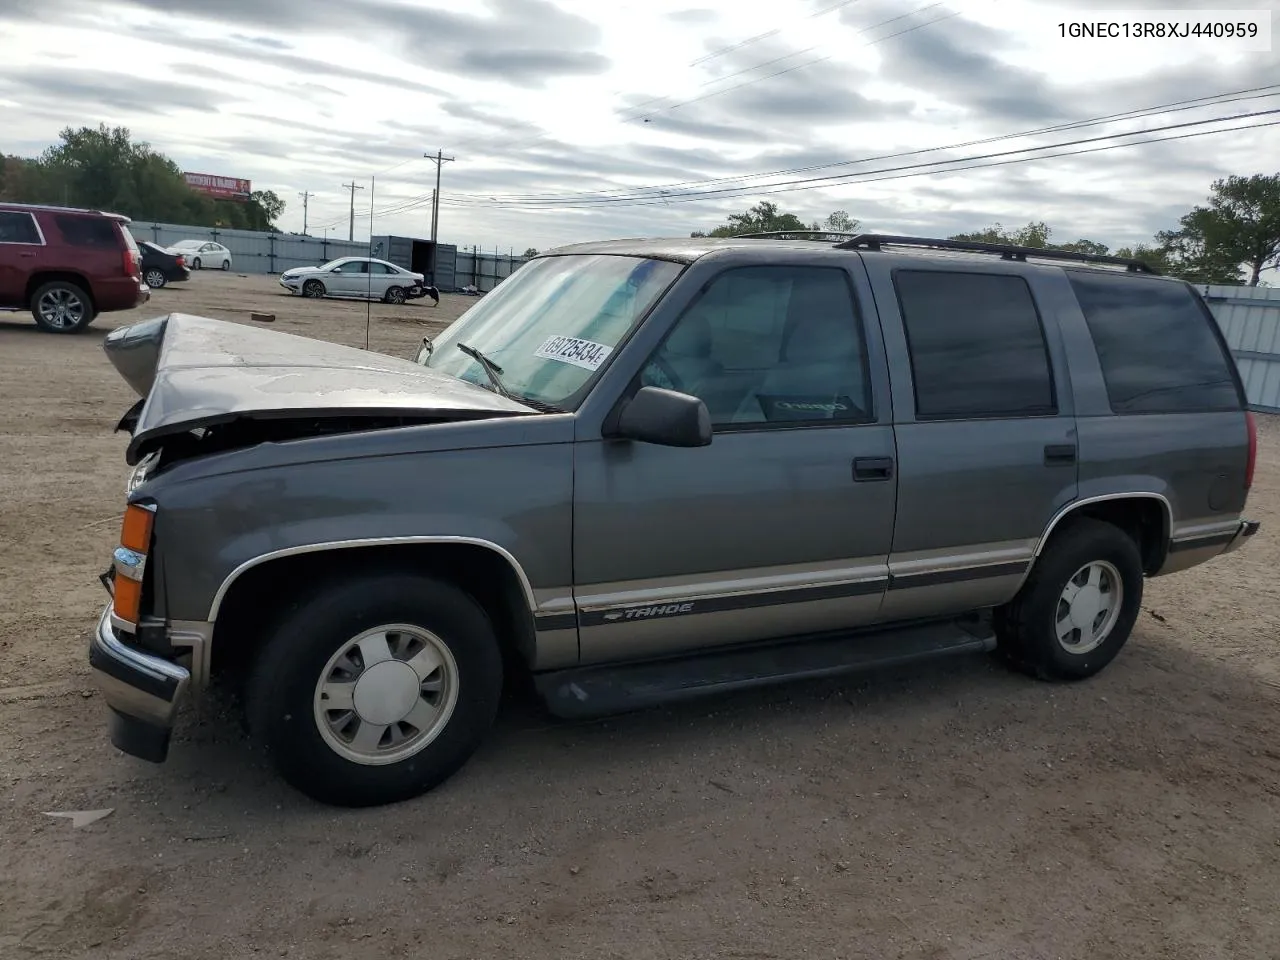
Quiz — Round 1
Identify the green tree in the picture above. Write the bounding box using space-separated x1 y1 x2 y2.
824 210 859 233
951 221 1052 247
1113 243 1177 275
250 189 286 229
693 202 861 238
692 200 811 237
522 247 539 258
1158 174 1280 286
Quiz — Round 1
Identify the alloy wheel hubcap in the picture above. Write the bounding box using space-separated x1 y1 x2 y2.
39 290 83 328
1055 560 1122 655
313 624 458 765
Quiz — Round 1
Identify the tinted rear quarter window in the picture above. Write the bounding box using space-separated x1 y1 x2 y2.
0 211 41 244
1067 271 1243 414
894 270 1057 419
55 215 120 248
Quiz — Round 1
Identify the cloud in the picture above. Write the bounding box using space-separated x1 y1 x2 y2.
668 8 718 25
0 68 231 115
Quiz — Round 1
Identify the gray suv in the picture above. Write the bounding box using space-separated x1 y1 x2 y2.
89 233 1261 807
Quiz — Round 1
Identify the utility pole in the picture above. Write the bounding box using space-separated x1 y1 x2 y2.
423 150 455 243
342 181 364 241
297 191 314 235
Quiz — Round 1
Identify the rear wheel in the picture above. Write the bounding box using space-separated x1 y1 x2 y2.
996 517 1143 680
302 279 325 299
144 268 167 289
192 257 202 270
245 574 504 807
384 286 406 304
30 281 95 333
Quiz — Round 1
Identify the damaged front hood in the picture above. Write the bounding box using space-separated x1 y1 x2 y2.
103 313 536 464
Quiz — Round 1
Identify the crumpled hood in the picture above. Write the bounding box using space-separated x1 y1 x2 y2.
103 312 535 464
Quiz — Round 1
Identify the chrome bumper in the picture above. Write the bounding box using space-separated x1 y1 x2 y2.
1221 518 1261 555
89 604 190 762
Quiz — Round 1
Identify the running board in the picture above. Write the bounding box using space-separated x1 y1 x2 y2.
535 619 997 719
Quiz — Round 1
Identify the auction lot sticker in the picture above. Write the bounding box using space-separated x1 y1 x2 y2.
535 335 614 371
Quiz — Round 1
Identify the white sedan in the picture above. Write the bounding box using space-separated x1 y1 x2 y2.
278 257 439 304
166 240 232 270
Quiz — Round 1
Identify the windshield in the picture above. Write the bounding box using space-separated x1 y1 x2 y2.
426 254 683 409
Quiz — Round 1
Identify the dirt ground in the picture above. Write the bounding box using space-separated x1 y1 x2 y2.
1 271 1278 960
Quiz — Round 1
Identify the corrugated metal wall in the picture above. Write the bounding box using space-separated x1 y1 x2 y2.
128 222 521 293
128 222 368 275
1203 284 1280 414
453 248 526 292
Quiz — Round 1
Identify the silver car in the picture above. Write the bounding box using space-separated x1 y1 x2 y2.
279 257 438 304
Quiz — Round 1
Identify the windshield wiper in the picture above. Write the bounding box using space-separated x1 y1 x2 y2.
456 342 513 400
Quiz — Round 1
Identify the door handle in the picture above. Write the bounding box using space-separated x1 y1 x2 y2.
1044 443 1077 465
853 457 894 482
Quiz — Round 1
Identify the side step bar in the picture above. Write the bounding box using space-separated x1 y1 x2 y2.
535 618 997 719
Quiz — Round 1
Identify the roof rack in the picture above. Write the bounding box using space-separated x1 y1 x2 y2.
733 230 864 241
834 233 1160 274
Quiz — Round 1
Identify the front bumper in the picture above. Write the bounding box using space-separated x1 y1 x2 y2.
279 277 303 293
88 604 190 762
1221 518 1261 554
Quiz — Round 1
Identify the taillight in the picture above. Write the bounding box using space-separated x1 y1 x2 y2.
112 502 155 626
175 255 185 267
1245 411 1257 491
123 246 140 278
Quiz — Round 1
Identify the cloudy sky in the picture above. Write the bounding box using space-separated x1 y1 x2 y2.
1 0 1276 253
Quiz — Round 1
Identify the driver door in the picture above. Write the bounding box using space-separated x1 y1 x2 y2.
572 262 897 665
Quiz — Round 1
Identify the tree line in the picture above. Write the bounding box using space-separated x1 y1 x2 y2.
0 124 285 232
692 175 1280 287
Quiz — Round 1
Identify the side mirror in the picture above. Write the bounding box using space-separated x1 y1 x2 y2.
614 386 711 448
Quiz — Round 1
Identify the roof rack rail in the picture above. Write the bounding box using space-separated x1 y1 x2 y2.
834 233 1160 274
734 230 864 241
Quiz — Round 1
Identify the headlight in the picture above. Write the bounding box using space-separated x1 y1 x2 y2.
127 451 160 494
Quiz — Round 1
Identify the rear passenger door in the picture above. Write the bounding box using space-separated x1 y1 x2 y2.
572 261 898 665
860 261 1080 622
0 210 44 303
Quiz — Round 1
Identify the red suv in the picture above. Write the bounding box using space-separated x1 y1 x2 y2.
0 202 150 333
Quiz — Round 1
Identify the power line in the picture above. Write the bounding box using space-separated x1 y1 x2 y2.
480 83 1280 203
433 113 1280 216
312 85 1280 230
440 106 1280 209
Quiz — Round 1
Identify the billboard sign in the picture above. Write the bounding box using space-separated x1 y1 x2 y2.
183 172 252 201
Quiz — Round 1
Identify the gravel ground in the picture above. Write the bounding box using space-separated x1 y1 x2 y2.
1 271 1278 960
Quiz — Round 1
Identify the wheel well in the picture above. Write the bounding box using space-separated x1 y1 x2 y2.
26 272 95 307
1046 497 1169 574
209 543 537 680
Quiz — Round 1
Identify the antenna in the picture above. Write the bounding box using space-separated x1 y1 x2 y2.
365 175 375 351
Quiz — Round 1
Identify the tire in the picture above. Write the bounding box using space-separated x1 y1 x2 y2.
995 517 1143 681
245 573 504 807
144 268 167 289
192 257 202 270
30 280 96 333
222 260 231 271
384 286 406 304
302 279 325 299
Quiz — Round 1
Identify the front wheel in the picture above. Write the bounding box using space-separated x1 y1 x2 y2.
144 268 167 289
245 574 504 807
384 285 406 304
302 279 325 299
222 260 231 271
996 517 1143 681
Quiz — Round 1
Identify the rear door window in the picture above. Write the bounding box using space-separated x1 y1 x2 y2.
0 211 42 244
893 270 1057 419
1067 271 1244 414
